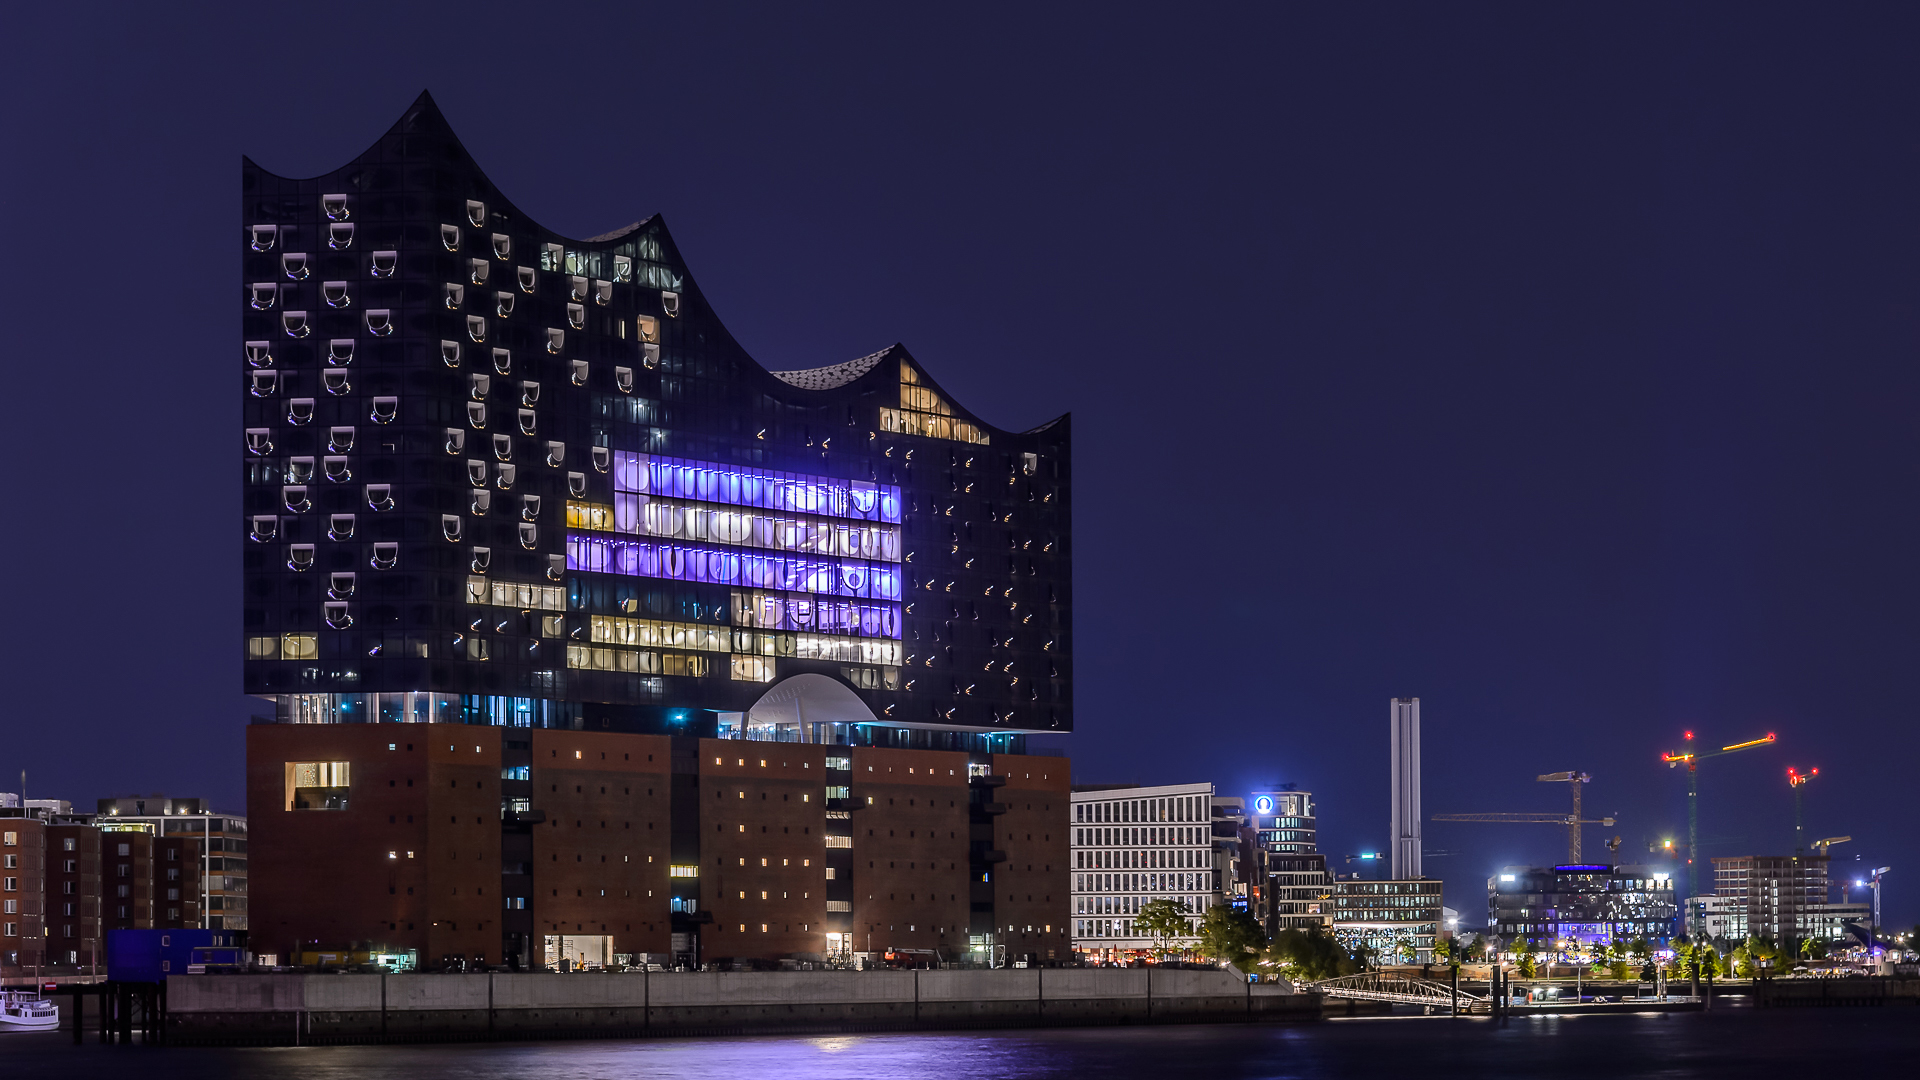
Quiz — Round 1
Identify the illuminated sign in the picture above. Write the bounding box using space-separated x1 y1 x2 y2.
1254 796 1274 814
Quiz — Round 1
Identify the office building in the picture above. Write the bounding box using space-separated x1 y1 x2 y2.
1487 864 1678 947
242 93 1072 970
1330 877 1444 963
1069 784 1245 958
1707 855 1869 944
1249 787 1332 933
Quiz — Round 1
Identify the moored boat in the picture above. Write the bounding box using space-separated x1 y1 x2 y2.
0 989 59 1032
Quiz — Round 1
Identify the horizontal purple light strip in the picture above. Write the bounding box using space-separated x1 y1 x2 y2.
613 451 901 524
568 533 903 603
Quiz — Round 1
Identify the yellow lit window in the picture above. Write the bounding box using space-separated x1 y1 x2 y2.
284 761 350 811
730 655 775 683
566 500 614 530
663 652 710 678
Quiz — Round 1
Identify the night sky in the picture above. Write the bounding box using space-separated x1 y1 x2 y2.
5 3 1916 927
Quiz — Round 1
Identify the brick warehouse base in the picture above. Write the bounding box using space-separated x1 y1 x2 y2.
164 969 1313 1045
249 726 1072 969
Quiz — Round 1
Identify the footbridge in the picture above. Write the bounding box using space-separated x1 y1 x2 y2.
1304 972 1490 1013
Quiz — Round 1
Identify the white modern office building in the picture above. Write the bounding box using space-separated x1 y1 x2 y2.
1069 782 1235 958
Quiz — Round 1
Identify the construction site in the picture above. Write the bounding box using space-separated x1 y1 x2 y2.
1429 728 1887 964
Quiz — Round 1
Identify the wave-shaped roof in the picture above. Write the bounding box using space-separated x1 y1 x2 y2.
246 91 1066 442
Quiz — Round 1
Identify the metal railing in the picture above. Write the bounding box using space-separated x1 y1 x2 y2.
1305 972 1490 1012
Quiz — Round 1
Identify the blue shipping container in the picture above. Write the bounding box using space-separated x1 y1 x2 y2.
106 929 243 982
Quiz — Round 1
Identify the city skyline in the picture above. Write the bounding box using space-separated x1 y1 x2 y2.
2 4 1917 931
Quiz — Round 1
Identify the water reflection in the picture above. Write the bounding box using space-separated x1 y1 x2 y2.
9 1007 1920 1080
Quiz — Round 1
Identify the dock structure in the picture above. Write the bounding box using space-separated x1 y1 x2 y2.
161 967 1310 1044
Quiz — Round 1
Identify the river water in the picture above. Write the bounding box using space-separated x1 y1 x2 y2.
6 1004 1914 1078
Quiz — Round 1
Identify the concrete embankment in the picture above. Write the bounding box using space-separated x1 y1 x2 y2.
165 968 1316 1044
1754 977 1920 1008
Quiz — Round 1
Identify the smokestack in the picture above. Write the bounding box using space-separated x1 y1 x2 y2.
1390 697 1422 880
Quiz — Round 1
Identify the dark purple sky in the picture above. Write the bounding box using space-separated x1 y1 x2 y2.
4 3 1916 926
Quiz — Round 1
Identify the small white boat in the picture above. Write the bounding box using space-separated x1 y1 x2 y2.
0 989 58 1032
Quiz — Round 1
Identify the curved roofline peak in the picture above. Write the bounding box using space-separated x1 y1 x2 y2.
245 90 663 250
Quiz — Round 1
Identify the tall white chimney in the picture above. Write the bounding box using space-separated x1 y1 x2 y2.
1390 697 1422 880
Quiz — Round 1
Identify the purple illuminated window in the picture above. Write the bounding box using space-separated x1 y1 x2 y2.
611 452 900 524
567 534 901 604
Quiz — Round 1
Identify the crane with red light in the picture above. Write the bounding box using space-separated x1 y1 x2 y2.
1663 731 1777 910
1787 766 1818 856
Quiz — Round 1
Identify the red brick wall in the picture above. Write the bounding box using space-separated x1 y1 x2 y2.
100 829 154 930
249 724 501 964
0 819 45 972
529 730 671 957
425 729 502 963
992 754 1071 962
247 724 1075 967
847 747 972 957
699 739 831 959
46 824 101 970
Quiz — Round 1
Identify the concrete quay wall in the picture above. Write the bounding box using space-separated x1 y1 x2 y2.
1754 977 1920 1007
166 968 1313 1044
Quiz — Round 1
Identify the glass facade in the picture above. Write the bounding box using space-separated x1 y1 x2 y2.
1488 864 1679 947
1329 879 1442 963
242 93 1072 742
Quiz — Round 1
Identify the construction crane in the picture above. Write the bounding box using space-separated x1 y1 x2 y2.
1812 836 1850 856
1432 772 1615 863
1663 731 1777 903
1846 867 1895 933
1787 767 1818 856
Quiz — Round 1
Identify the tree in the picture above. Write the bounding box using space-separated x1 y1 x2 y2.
1194 904 1267 969
1625 938 1654 983
1514 938 1539 979
1730 943 1752 979
1134 898 1193 959
1462 936 1488 963
1698 944 1723 981
1265 928 1354 982
1800 936 1827 962
1605 941 1632 982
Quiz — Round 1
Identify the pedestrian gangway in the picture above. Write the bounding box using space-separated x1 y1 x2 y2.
1304 972 1490 1013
